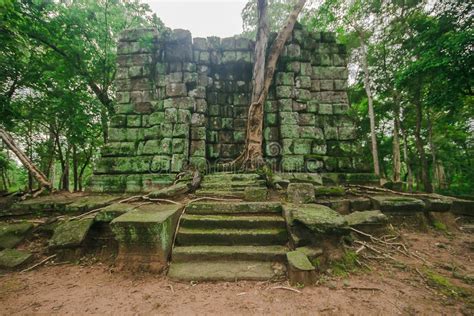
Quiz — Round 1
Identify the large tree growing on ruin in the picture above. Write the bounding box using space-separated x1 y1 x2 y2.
229 0 307 169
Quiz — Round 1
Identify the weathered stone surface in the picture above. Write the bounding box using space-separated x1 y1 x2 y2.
314 186 345 197
350 198 372 212
284 204 348 234
287 250 317 286
95 203 135 223
451 199 474 216
49 218 94 249
111 204 181 272
345 210 388 227
0 222 33 249
0 248 32 269
423 198 452 212
287 183 315 204
370 195 425 213
244 187 268 202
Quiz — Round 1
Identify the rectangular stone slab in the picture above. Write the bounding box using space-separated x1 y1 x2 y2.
0 249 32 269
110 204 181 272
369 195 425 213
49 218 94 249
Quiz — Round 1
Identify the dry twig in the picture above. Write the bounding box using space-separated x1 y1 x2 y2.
20 254 56 273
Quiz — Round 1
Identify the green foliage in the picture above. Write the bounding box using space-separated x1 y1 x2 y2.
330 250 359 277
423 268 473 299
303 0 473 194
0 0 165 191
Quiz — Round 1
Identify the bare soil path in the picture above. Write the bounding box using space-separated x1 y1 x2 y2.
1 229 473 315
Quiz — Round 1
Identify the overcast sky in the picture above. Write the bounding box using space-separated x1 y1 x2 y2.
144 0 248 38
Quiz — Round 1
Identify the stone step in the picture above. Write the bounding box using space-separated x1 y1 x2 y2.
168 260 283 282
186 202 282 215
194 189 245 198
176 227 288 246
180 214 286 229
203 173 262 182
199 180 267 190
172 245 288 262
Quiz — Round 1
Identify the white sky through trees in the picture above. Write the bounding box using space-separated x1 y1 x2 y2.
144 0 248 37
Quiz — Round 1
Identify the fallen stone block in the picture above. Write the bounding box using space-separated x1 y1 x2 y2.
370 195 425 213
284 204 348 235
0 222 34 249
0 248 32 269
422 198 452 212
49 218 94 249
345 210 388 234
95 203 135 223
111 204 181 272
451 199 474 216
296 246 323 267
287 250 317 286
287 183 315 204
349 197 372 212
345 210 388 227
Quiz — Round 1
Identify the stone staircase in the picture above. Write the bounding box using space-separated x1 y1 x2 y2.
194 172 266 198
168 201 289 281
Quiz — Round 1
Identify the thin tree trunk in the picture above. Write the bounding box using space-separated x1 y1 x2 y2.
234 0 306 169
426 110 438 191
402 128 413 192
0 128 51 189
72 144 79 192
392 93 401 183
1 170 7 191
359 36 380 177
413 90 433 193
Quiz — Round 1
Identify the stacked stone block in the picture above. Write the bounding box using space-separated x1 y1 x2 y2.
88 25 360 193
274 27 358 172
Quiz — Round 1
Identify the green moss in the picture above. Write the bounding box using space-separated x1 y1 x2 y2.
433 220 448 232
287 250 315 271
314 186 345 196
423 269 472 299
331 250 359 277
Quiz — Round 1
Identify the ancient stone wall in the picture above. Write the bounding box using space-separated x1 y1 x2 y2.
88 25 362 193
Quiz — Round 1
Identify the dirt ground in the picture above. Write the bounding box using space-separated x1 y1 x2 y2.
1 228 473 315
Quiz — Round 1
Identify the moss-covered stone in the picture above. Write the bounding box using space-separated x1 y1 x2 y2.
244 187 268 202
0 222 33 249
287 250 315 271
370 195 425 213
345 210 388 227
284 203 348 235
287 183 315 204
95 203 135 222
49 218 94 249
110 204 181 272
314 186 345 197
0 249 32 269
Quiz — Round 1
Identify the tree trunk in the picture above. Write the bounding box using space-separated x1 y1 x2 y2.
359 36 380 177
0 128 51 189
402 128 413 192
413 91 433 193
1 170 8 191
426 110 438 191
233 0 306 169
72 144 79 192
392 93 401 183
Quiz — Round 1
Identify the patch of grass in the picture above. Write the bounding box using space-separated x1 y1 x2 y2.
331 250 359 277
432 220 448 233
423 268 472 299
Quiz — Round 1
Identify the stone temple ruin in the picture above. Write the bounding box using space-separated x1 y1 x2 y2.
87 24 371 193
1 26 472 284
